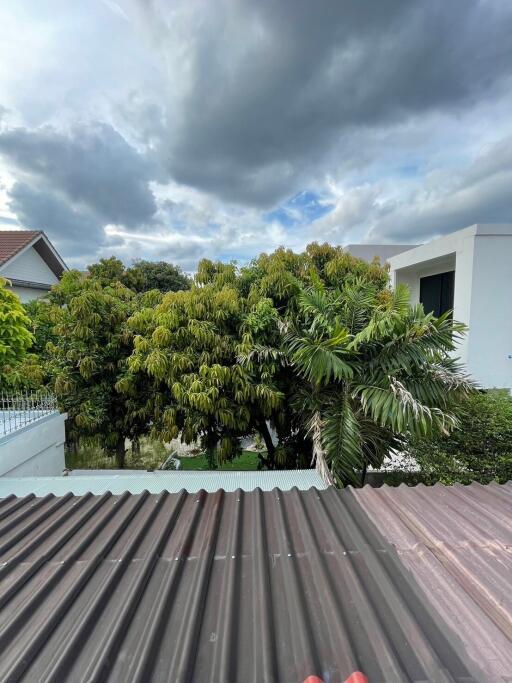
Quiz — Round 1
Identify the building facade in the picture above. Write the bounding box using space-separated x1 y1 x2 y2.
388 224 512 390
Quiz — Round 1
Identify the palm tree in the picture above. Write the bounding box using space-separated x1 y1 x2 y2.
282 279 474 486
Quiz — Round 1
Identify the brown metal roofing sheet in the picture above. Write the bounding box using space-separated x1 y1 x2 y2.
352 481 512 682
0 487 486 682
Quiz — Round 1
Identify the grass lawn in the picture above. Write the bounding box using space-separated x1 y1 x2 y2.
66 439 262 472
66 437 168 471
178 450 261 471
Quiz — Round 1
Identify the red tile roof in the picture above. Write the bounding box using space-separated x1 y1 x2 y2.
0 230 42 267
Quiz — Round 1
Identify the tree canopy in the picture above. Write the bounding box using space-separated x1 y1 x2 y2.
0 277 34 389
87 256 190 293
42 270 162 466
18 245 473 483
125 259 191 293
275 281 473 484
128 244 472 480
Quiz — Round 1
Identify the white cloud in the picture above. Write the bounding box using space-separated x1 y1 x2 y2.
1 0 512 268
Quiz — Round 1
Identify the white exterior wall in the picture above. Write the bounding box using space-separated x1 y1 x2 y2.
0 412 66 477
0 245 59 285
467 234 512 389
10 285 49 303
389 224 512 389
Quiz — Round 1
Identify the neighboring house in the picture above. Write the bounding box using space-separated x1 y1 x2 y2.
388 223 512 390
345 243 418 263
0 230 67 301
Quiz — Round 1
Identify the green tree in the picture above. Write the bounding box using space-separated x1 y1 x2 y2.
46 271 161 466
0 277 34 389
127 262 283 468
87 256 190 293
87 256 126 286
128 244 392 470
271 280 473 485
405 390 512 484
124 259 191 293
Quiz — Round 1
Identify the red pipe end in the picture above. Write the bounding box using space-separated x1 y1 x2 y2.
303 677 324 683
344 673 369 683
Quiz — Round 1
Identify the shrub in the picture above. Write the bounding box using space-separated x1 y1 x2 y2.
0 277 34 388
406 390 512 484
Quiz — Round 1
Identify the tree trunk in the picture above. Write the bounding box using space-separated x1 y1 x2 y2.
115 437 126 469
361 457 368 487
312 411 334 486
257 420 276 469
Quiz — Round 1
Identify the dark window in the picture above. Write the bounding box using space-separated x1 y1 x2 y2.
420 271 454 317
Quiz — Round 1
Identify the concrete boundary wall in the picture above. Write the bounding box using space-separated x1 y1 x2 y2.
0 412 66 477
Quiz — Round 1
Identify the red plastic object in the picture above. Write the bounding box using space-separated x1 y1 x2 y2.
303 672 369 683
344 673 369 683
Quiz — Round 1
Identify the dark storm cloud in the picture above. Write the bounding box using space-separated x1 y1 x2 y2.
142 0 512 206
0 122 157 226
7 181 106 259
1 0 512 266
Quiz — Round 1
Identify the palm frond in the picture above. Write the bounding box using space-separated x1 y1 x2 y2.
355 377 459 436
321 394 362 485
285 328 353 384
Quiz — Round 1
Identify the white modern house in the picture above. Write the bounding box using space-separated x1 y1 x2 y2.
0 230 67 301
388 224 512 390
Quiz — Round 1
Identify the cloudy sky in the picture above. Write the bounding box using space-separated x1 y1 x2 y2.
0 1 511 269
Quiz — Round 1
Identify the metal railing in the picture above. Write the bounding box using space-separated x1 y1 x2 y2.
0 391 58 437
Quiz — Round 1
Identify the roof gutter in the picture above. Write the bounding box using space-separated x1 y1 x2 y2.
6 278 52 291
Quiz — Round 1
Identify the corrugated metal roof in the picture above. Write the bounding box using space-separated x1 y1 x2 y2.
0 487 484 682
352 481 512 682
0 469 326 496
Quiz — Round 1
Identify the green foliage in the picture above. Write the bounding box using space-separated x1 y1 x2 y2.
7 243 473 483
406 390 512 484
124 259 191 293
87 256 126 285
130 243 391 469
276 280 473 485
65 436 169 471
0 277 34 388
45 271 161 466
128 276 278 468
87 256 190 293
178 450 260 471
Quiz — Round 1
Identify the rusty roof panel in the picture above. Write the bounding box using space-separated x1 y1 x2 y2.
0 487 486 682
352 481 512 682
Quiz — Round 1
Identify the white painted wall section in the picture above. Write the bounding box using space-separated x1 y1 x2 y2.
0 246 59 285
10 285 49 302
467 234 512 389
0 412 66 477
